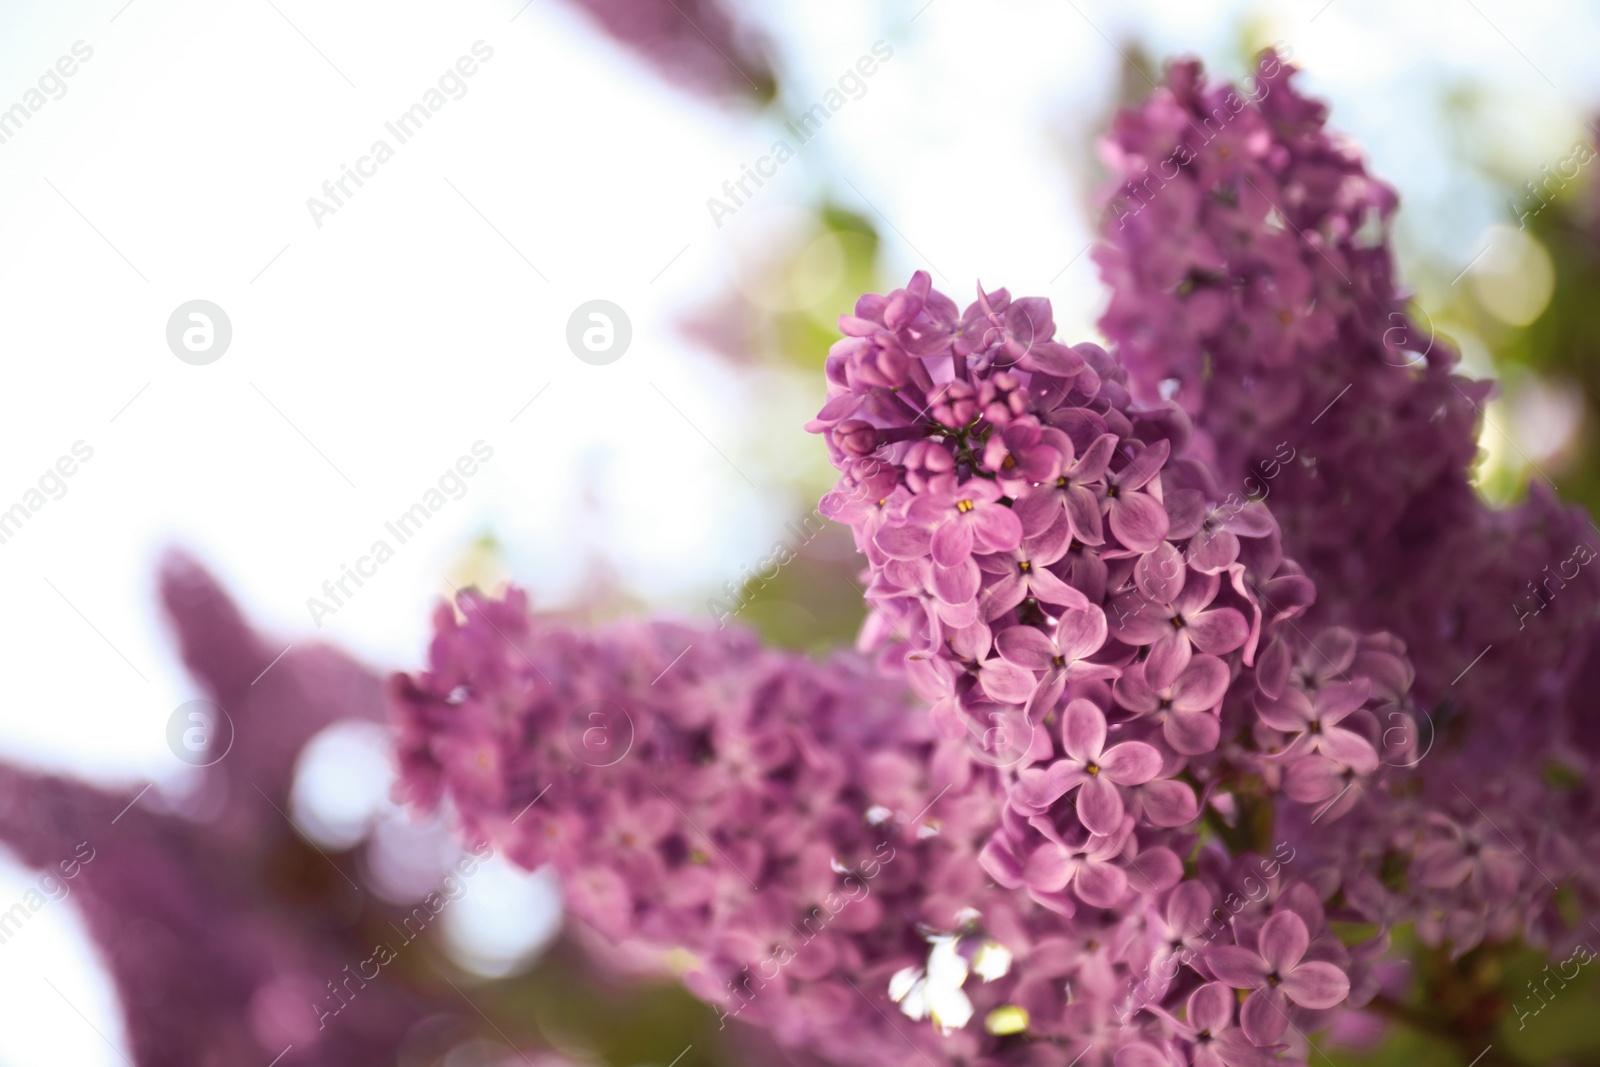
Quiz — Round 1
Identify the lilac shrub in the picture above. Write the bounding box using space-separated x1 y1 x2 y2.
393 57 1598 1067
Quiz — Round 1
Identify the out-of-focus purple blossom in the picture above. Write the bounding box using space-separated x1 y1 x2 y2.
392 591 1010 1066
1096 53 1600 973
561 0 773 101
0 555 508 1067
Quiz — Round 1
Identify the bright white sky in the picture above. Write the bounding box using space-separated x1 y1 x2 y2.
0 0 1596 1062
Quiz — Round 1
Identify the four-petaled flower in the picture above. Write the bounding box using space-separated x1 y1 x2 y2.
977 512 1090 619
1096 440 1172 552
1112 571 1249 690
1207 911 1350 1045
1113 655 1229 755
1011 699 1163 834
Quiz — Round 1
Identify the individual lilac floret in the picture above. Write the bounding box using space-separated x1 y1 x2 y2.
1207 911 1351 1045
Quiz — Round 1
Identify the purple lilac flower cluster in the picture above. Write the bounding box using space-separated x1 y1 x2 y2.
1095 56 1600 961
805 269 1427 1060
395 272 1430 1066
393 591 1015 1066
391 55 1600 1067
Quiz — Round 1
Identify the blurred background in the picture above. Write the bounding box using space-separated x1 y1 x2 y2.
1 0 1599 1063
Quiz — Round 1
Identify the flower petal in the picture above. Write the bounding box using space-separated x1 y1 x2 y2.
1188 527 1241 574
1314 679 1371 724
1172 655 1230 710
1056 605 1109 661
1112 664 1160 715
1135 542 1187 603
1321 728 1380 773
1138 779 1198 827
1066 485 1105 545
1255 688 1312 733
972 504 1024 553
1061 699 1107 762
1110 492 1171 553
1206 946 1269 989
1164 709 1220 755
1257 911 1309 974
1145 631 1193 691
1283 755 1345 804
1187 981 1234 1034
1099 741 1163 785
1280 961 1350 1010
1028 566 1089 612
1074 858 1128 907
980 572 1028 619
996 625 1057 671
1239 988 1288 1046
1072 433 1117 481
932 558 981 604
980 659 1038 704
1023 844 1074 892
1187 607 1249 655
1011 762 1081 815
1113 1043 1170 1067
932 519 975 567
875 522 932 560
979 837 1024 888
1014 490 1063 539
1077 773 1126 835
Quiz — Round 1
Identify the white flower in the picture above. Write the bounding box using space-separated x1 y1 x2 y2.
888 935 975 1034
971 939 1013 982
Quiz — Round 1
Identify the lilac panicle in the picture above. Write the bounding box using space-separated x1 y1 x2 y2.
803 269 1428 1061
393 592 1001 1065
1096 55 1600 964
